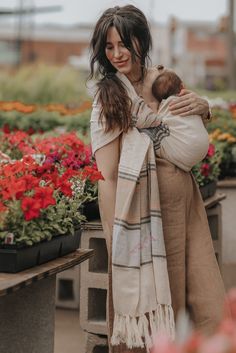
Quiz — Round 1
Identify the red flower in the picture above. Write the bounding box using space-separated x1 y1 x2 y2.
22 155 37 167
201 163 211 177
3 124 10 134
43 171 59 186
36 162 55 175
59 181 73 197
34 186 56 209
60 169 79 182
15 174 40 199
27 127 35 135
182 332 204 353
2 161 24 177
0 178 25 200
83 166 104 182
0 201 7 212
21 197 41 221
207 144 215 157
14 179 29 200
6 131 30 146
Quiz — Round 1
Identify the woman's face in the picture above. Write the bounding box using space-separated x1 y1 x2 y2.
105 26 140 77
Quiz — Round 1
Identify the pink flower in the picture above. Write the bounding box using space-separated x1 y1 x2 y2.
207 144 215 158
201 163 211 177
152 334 181 353
223 288 236 322
182 332 205 353
199 335 230 353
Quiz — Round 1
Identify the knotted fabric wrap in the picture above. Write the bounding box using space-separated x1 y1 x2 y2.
153 97 209 172
90 73 175 351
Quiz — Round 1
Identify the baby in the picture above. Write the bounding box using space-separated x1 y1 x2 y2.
151 70 209 172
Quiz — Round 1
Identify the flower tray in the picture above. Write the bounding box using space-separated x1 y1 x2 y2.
0 228 81 273
200 181 217 200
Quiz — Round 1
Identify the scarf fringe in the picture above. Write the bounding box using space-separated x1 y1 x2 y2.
111 304 175 350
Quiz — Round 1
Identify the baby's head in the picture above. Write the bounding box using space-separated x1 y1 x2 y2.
152 70 183 103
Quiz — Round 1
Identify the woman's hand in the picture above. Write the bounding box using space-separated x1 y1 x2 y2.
169 89 210 117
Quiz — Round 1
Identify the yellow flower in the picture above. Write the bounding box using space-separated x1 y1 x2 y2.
228 137 236 143
210 129 221 140
217 133 232 141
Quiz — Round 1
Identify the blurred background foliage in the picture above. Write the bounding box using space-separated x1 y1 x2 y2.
0 64 89 104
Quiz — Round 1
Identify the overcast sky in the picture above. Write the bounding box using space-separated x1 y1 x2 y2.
0 0 228 25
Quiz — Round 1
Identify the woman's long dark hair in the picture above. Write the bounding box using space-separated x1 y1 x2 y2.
89 5 152 132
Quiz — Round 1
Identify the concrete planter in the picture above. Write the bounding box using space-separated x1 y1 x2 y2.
217 178 236 289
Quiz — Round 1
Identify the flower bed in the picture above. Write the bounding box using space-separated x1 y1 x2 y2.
191 143 221 199
0 100 91 134
0 132 103 247
0 128 222 202
207 107 236 179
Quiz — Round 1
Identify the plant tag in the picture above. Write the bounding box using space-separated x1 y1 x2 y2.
4 233 15 245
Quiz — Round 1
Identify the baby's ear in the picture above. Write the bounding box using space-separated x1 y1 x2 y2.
180 82 185 89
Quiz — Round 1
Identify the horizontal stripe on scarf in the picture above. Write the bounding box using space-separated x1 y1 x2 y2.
112 255 167 269
118 167 157 182
114 214 161 230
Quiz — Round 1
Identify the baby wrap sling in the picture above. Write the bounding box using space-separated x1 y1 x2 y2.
90 73 175 351
154 97 209 172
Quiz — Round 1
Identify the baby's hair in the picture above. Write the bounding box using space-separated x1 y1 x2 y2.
152 71 183 102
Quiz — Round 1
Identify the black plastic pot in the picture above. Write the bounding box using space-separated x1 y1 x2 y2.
83 200 100 221
0 228 81 273
199 180 217 200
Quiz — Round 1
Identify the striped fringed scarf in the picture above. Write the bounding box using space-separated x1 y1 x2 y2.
110 126 175 351
90 72 175 352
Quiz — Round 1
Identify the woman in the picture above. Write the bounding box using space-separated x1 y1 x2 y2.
89 5 225 353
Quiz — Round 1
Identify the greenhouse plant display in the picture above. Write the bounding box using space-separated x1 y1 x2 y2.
192 143 221 200
207 106 236 179
0 133 103 272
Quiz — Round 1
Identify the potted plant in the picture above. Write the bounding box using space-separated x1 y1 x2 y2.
209 130 236 179
192 143 221 200
0 132 103 272
207 106 236 179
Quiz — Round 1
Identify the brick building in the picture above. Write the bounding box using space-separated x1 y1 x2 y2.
168 17 228 88
0 23 92 67
0 17 229 88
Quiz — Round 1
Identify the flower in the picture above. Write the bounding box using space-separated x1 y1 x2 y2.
0 132 104 246
0 201 7 212
33 186 56 209
21 197 41 221
207 105 236 179
207 144 215 157
192 143 221 186
83 165 105 183
0 100 91 117
152 334 180 353
201 163 211 177
151 288 236 353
